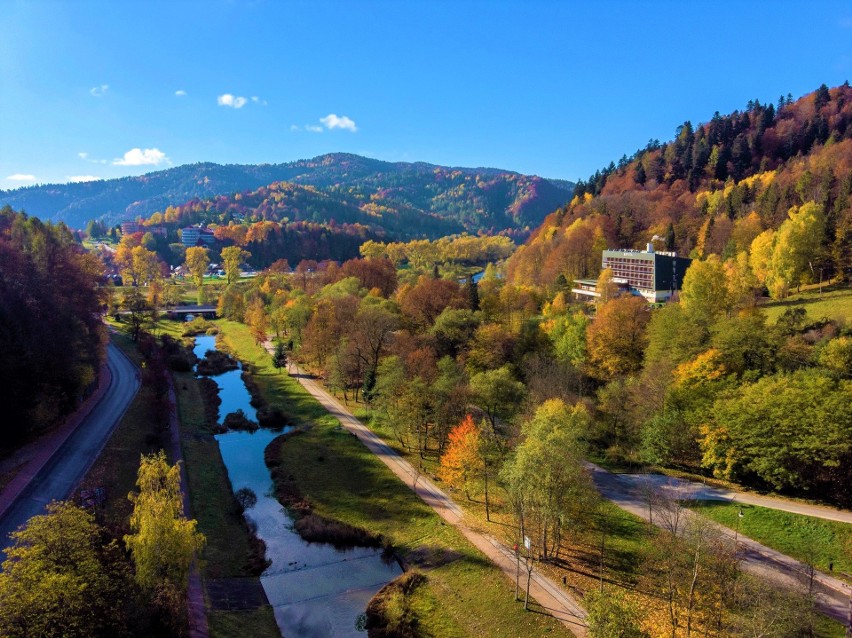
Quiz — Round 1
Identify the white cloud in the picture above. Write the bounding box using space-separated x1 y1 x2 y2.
78 152 88 159
175 89 187 97
251 96 267 105
320 113 357 132
90 84 109 97
113 147 170 166
305 124 324 133
217 93 248 109
6 174 36 181
67 175 101 183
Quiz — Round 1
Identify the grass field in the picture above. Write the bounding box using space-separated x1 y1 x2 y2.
686 500 852 578
761 282 852 324
217 320 573 638
80 331 171 532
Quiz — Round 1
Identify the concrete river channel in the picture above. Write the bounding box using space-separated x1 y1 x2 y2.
193 336 401 637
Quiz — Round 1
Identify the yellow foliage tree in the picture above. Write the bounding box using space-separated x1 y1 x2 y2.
125 452 205 593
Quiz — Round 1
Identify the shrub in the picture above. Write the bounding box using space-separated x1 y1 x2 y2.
222 410 258 432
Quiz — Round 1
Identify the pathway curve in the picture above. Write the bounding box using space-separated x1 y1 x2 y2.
0 343 139 557
610 471 852 524
587 463 851 625
277 356 588 637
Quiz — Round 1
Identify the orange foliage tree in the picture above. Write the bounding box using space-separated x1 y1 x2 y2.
439 415 483 500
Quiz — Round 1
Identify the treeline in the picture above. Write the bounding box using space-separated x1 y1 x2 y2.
581 284 852 502
0 206 106 445
206 252 834 633
0 453 204 637
97 219 386 279
509 83 852 290
359 235 515 269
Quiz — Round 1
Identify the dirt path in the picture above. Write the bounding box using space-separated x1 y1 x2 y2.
276 354 588 637
165 375 209 638
587 462 851 625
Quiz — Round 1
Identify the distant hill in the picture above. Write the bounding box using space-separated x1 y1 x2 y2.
507 83 852 288
0 154 574 238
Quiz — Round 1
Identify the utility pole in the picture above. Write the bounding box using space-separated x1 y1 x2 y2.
523 535 532 611
514 544 520 601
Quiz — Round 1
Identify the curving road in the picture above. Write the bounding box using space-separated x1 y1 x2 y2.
587 463 851 625
0 343 140 560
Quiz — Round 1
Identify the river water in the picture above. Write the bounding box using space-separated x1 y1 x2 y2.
193 336 401 637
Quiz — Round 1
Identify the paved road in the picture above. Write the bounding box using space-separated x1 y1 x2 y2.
0 344 140 558
587 463 851 625
614 471 852 524
282 359 588 637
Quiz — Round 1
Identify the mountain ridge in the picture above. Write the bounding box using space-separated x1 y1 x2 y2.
0 153 574 236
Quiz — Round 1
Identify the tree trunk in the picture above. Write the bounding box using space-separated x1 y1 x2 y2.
483 463 490 521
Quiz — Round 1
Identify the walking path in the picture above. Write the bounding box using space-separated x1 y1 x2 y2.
278 356 588 637
587 463 851 625
165 375 209 638
612 471 852 525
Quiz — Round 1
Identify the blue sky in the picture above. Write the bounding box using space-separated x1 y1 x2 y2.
2 0 851 190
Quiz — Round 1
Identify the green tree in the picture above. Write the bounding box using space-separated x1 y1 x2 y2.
121 287 152 342
500 399 596 559
545 310 589 369
767 202 826 299
819 336 852 378
0 501 131 638
221 245 251 285
680 255 729 325
702 370 852 495
125 452 205 594
470 365 526 428
272 340 288 374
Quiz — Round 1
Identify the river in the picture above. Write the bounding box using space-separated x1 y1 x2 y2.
193 335 401 637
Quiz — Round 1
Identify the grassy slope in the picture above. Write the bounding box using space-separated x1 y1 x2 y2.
217 320 571 638
761 283 852 324
687 501 852 577
80 331 172 531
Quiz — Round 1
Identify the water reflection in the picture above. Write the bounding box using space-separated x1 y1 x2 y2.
195 337 401 637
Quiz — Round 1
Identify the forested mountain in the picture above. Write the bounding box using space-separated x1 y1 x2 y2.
0 154 574 237
507 83 852 291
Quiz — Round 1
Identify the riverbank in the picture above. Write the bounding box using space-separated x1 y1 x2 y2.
91 324 280 636
217 320 576 637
